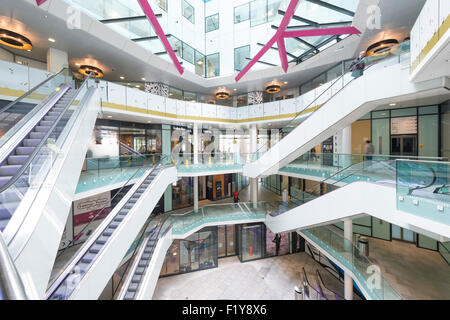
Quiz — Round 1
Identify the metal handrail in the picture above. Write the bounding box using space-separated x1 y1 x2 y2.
0 232 27 300
0 74 91 194
0 68 69 115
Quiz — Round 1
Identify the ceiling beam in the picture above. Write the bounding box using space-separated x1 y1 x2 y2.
305 0 355 17
99 14 162 24
257 42 297 59
245 58 277 67
132 34 171 42
278 9 319 27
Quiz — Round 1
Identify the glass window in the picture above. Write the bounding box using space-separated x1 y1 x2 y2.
372 110 390 119
183 91 197 102
391 107 416 117
155 0 167 12
206 53 220 78
194 50 205 77
234 3 250 24
205 13 219 33
182 0 195 23
234 45 250 72
182 42 195 64
250 0 267 27
419 105 438 115
267 0 282 22
236 94 248 107
326 63 343 83
169 87 183 100
169 36 183 59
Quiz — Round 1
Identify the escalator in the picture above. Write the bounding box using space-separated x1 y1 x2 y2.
0 69 101 298
243 42 450 178
0 86 76 229
46 164 177 300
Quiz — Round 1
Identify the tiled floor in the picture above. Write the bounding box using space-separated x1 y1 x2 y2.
153 252 348 300
368 237 450 300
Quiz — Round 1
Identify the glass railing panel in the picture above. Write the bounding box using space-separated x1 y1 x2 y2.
0 68 72 149
396 160 450 225
303 226 402 300
76 154 162 193
174 153 252 173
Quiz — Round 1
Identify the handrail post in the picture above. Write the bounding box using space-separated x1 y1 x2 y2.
0 232 27 300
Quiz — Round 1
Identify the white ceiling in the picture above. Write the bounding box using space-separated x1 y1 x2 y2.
0 0 427 96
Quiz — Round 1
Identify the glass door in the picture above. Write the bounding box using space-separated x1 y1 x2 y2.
391 135 417 156
392 224 416 243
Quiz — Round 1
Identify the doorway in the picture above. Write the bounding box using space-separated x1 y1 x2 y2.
392 224 416 243
391 135 417 156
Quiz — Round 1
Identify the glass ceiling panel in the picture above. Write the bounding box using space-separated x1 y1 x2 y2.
65 0 359 76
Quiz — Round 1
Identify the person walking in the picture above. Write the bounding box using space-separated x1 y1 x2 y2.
350 51 366 78
273 233 281 256
233 190 240 203
364 140 375 161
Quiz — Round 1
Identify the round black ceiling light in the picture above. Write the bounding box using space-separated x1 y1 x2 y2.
215 91 230 99
78 65 104 78
265 84 281 94
0 28 32 51
366 39 399 57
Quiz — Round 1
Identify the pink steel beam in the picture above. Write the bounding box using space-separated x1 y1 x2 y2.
277 38 289 72
137 0 184 75
283 26 361 38
36 0 48 5
235 0 300 82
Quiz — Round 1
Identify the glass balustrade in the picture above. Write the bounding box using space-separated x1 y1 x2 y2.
302 226 402 300
396 160 450 225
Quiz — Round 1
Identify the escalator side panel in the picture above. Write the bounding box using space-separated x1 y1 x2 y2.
9 89 100 299
69 166 177 300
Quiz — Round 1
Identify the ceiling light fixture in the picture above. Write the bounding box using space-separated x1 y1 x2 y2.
78 65 104 78
0 28 33 51
389 103 396 106
366 39 399 57
216 91 230 100
283 81 288 84
120 76 125 80
48 37 56 43
265 84 281 94
142 77 146 81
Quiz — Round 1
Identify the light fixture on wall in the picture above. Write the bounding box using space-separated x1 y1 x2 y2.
265 84 281 94
215 87 230 100
366 39 399 57
78 65 104 78
0 28 32 51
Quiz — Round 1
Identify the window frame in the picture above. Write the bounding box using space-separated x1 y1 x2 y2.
205 13 219 33
234 45 251 72
206 52 220 78
182 0 195 24
234 3 250 24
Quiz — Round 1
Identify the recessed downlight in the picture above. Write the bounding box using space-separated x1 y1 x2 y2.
389 103 396 106
48 38 55 43
120 76 125 80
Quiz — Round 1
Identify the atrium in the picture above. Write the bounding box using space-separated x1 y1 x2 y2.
0 0 449 304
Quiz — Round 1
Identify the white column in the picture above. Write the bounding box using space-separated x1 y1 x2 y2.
342 126 352 167
344 219 353 300
46 47 68 73
193 123 199 165
250 125 258 207
194 176 199 213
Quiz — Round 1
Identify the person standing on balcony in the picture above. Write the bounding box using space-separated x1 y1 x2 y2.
350 51 366 78
365 140 375 161
233 190 240 203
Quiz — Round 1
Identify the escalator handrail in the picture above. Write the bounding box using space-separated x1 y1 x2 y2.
0 74 91 194
315 269 343 300
0 231 27 300
0 68 70 115
119 141 146 159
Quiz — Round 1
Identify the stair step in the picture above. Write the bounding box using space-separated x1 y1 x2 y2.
39 120 53 127
80 253 96 264
134 267 145 275
89 244 103 254
0 165 21 176
22 139 41 147
131 274 142 283
34 126 51 132
0 207 13 220
15 147 35 155
0 219 8 231
127 283 139 292
96 236 109 245
8 155 28 165
43 116 57 122
0 176 12 188
29 131 45 140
